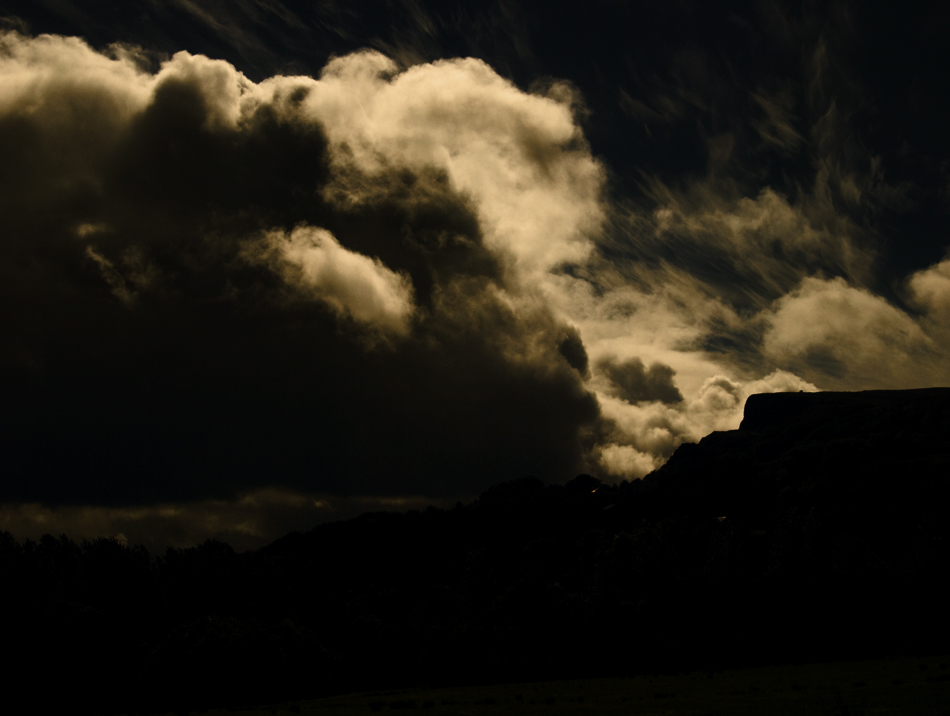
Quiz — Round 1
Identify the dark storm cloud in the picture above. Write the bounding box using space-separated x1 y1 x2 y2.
556 326 589 378
596 356 683 406
0 30 602 508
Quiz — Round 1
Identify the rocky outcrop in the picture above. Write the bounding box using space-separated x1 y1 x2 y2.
643 387 950 522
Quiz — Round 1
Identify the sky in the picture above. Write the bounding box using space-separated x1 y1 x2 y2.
1 0 949 551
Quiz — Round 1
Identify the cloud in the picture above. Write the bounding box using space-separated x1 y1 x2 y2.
598 444 660 481
0 29 602 508
909 259 950 324
0 29 151 123
596 356 683 405
609 185 874 315
301 50 605 277
0 488 451 554
752 86 804 155
84 246 138 307
250 225 416 337
763 276 941 388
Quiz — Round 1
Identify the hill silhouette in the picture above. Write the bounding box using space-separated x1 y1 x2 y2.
2 388 949 714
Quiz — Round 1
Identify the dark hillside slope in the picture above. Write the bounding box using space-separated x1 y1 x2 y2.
261 388 950 680
646 387 950 520
249 390 950 687
2 390 950 714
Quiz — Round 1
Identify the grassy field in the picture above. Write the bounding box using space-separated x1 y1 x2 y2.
154 656 950 716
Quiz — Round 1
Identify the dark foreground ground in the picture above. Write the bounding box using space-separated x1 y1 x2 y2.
124 655 950 716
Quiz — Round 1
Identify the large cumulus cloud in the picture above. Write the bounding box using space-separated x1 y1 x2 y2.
0 29 600 508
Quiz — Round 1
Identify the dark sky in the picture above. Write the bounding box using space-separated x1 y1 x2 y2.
2 0 949 551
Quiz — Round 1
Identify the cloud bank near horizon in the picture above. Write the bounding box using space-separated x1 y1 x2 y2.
2 16 950 545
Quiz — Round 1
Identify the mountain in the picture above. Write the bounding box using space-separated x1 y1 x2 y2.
2 389 949 714
645 386 950 515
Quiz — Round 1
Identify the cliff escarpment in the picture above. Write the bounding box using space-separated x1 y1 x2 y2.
644 387 950 521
